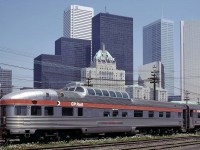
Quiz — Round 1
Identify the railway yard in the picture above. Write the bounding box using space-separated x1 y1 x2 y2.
2 86 200 149
1 134 200 150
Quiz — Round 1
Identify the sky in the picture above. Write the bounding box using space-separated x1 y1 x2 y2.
0 0 200 94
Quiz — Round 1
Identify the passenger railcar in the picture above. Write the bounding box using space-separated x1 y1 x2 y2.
0 86 199 141
184 104 200 131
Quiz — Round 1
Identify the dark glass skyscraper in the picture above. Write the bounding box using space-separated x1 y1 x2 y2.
34 37 91 89
92 13 133 85
55 37 91 68
34 54 63 89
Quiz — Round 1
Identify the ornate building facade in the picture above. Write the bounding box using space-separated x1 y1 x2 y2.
81 45 125 91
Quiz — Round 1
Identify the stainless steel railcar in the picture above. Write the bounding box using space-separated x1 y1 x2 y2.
0 86 198 141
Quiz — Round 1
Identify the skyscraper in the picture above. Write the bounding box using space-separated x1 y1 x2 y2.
92 13 133 85
180 20 200 102
55 37 91 68
0 66 12 95
34 37 91 89
63 5 94 40
34 54 63 89
143 19 174 96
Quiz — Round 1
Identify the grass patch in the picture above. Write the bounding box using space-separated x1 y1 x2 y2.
1 133 199 150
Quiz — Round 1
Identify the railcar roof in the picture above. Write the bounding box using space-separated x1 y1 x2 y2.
60 95 184 109
1 89 185 109
1 89 58 100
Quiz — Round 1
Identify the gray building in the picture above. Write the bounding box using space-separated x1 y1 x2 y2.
138 61 165 89
143 19 174 96
0 67 12 95
180 20 200 102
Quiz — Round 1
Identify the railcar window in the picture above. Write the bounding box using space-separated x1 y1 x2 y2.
198 113 200 118
87 89 95 95
46 92 50 97
148 111 154 118
121 92 128 99
104 111 110 117
159 112 164 117
166 112 171 118
122 112 128 117
113 110 119 117
190 110 193 117
15 106 27 116
63 87 69 91
1 106 6 116
31 106 41 116
44 107 54 116
178 112 182 118
62 107 73 116
60 92 64 98
116 92 122 98
109 91 116 97
134 110 143 117
69 87 75 91
78 108 83 116
102 90 109 96
95 89 103 96
75 87 84 92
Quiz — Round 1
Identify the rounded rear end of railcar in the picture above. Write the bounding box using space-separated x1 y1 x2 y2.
0 89 60 141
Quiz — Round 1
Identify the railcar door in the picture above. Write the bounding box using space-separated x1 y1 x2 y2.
183 105 190 131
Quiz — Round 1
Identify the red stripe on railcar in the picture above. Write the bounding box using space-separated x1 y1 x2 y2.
0 99 182 112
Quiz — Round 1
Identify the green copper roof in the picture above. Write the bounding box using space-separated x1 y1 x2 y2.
94 49 115 63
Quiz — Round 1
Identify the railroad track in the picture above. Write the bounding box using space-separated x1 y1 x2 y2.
122 138 200 150
27 136 200 150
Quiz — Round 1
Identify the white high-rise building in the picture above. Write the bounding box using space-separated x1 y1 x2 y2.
180 20 200 102
63 5 94 40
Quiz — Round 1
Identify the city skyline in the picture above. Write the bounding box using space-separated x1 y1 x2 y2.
1 0 200 95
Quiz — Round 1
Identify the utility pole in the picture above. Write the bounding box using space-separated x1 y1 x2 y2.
0 89 3 99
184 91 190 104
86 76 93 87
149 65 159 100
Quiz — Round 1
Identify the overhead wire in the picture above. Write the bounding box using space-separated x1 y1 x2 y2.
2 46 200 94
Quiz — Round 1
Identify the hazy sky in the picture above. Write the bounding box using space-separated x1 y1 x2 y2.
0 0 200 94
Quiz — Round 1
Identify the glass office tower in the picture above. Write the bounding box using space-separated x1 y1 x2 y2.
34 37 91 89
92 13 133 85
143 19 174 96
